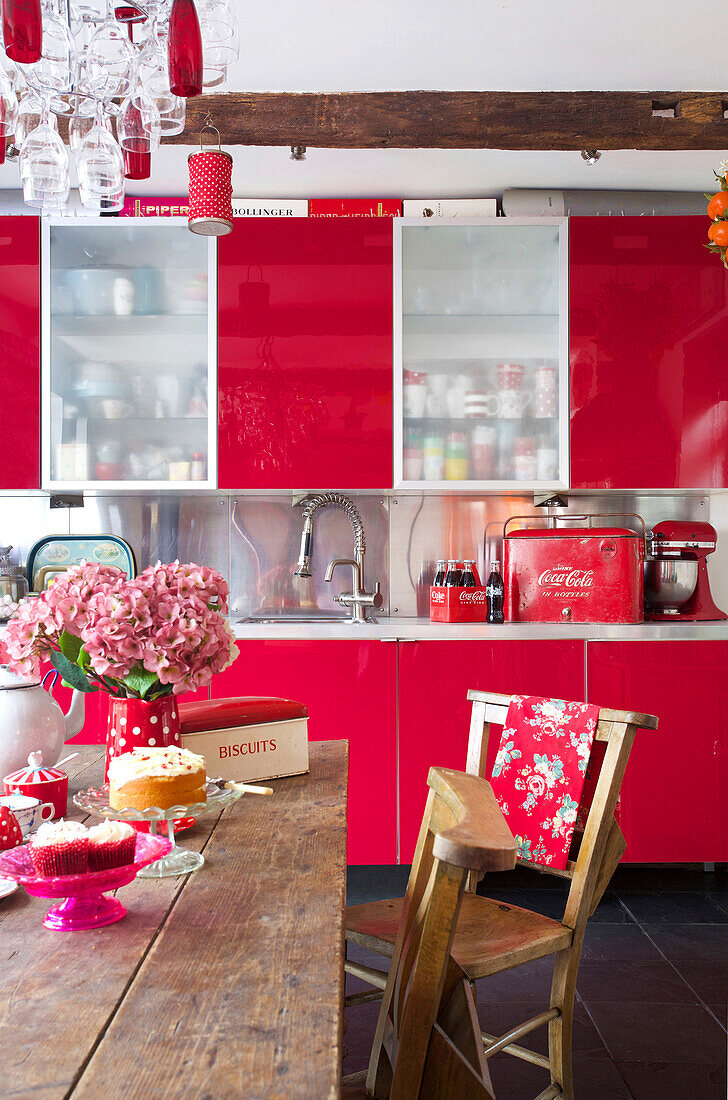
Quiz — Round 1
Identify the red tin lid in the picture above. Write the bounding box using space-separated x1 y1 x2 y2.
178 696 308 734
505 527 639 539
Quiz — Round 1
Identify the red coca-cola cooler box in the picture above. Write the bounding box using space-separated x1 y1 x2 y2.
430 585 489 622
503 515 645 624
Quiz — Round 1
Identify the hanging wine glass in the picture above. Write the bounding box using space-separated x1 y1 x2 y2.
15 89 43 146
0 68 19 139
85 0 136 99
118 87 160 150
68 95 96 148
20 0 76 95
20 102 69 210
137 22 185 134
167 0 202 98
3 0 43 64
76 99 125 211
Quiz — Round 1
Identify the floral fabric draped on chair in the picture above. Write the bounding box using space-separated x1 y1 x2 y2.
489 696 600 870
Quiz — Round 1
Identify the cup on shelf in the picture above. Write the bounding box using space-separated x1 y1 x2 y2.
498 389 532 419
513 436 537 480
536 445 559 480
533 364 558 418
496 362 526 391
445 374 472 419
403 370 428 418
112 276 135 316
423 432 445 480
445 431 469 480
425 373 448 418
403 425 424 480
464 390 499 419
470 424 497 479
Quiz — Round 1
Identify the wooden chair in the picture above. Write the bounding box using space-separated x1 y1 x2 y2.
343 765 517 1099
344 690 658 1100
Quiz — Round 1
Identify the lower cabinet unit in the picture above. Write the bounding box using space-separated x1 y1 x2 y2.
397 640 585 863
586 640 728 863
210 640 398 864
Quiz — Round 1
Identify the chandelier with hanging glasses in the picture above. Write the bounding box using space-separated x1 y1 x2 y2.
0 0 238 211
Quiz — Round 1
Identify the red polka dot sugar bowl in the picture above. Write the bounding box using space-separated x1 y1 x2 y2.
105 696 181 781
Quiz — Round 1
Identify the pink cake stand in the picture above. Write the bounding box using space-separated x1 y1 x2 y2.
0 834 172 931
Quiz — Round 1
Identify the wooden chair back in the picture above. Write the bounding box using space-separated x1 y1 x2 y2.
465 690 658 929
366 766 517 1100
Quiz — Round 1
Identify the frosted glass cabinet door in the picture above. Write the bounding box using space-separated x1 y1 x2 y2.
394 218 569 490
42 218 217 489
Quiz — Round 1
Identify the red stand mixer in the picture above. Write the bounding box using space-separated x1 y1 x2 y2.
644 520 727 621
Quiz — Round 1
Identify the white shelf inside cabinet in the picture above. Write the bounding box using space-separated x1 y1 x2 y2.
402 313 559 360
51 313 208 362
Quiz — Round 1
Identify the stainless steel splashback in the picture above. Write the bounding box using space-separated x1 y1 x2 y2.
388 491 712 616
0 488 723 619
229 495 389 620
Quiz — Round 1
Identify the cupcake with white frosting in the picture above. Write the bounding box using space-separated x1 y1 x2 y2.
87 819 137 871
29 819 89 876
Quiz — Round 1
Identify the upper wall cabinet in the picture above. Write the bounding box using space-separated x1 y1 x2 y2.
570 215 728 489
0 217 40 489
217 218 393 490
394 218 570 491
42 218 217 490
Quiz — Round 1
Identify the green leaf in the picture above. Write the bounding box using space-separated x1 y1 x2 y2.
77 647 91 669
58 630 83 663
49 650 97 693
122 662 159 699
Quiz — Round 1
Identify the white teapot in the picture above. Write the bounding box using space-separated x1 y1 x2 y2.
0 666 85 779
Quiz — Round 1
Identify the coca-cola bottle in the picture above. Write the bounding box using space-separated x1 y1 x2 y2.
462 560 481 587
433 560 447 586
486 560 505 624
444 560 462 587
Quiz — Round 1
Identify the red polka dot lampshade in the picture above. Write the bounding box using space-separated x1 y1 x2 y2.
188 148 233 236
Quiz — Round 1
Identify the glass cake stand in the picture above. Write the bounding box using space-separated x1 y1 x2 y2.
0 833 172 930
74 781 248 877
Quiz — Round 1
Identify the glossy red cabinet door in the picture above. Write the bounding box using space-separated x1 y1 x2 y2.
570 216 728 488
398 640 585 862
210 640 397 863
587 641 728 862
217 219 393 490
0 216 40 488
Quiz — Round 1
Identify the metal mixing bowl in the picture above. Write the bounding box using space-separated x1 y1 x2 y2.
644 558 698 613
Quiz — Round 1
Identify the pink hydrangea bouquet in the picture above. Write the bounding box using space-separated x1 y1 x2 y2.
4 560 238 698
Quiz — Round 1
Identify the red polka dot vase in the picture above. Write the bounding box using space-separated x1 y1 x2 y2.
104 697 182 782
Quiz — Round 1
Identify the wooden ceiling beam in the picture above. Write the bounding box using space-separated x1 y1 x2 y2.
168 90 728 151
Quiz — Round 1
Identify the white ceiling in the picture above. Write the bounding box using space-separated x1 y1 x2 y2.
2 0 726 199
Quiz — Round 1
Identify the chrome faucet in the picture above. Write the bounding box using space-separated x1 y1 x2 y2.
293 493 383 623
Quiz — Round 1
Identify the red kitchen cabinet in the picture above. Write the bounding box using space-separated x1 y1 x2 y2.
217 219 393 490
398 640 585 862
570 216 728 488
210 640 397 863
587 640 728 862
0 216 40 488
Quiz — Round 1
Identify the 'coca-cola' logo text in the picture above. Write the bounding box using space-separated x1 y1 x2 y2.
538 569 595 588
431 589 445 603
458 590 487 604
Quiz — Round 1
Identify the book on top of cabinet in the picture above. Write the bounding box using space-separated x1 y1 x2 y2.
120 197 309 217
309 199 402 218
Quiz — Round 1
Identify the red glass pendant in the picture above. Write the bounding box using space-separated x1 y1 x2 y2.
0 138 5 167
167 0 203 98
123 147 151 179
3 0 43 64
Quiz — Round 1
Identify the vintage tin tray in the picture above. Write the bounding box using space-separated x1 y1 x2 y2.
27 535 136 591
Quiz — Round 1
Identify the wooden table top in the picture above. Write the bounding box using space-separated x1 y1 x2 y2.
0 740 348 1100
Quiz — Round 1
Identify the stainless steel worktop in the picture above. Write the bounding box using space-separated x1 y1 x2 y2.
232 617 728 642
